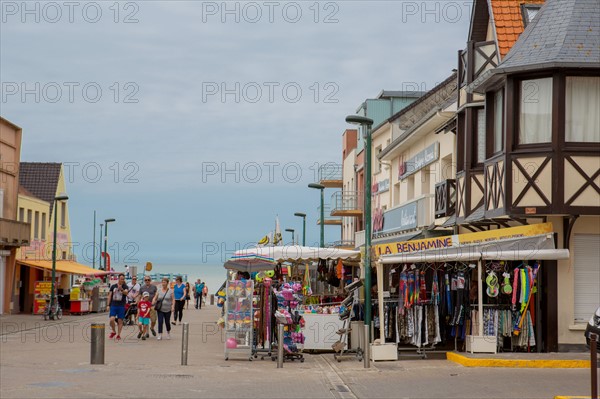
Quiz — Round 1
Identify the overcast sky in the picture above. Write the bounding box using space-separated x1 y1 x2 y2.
1 1 470 271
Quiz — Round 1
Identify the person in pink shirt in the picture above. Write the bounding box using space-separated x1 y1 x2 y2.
137 292 152 340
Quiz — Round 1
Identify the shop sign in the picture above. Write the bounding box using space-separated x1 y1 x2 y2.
372 179 390 194
399 142 439 180
33 280 52 314
373 222 554 257
453 222 554 246
374 235 453 256
381 201 418 233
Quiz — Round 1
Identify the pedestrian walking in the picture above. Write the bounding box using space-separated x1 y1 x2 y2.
194 279 205 309
107 273 129 341
138 275 158 337
202 283 208 306
155 277 174 340
185 282 191 309
172 276 186 325
137 292 152 340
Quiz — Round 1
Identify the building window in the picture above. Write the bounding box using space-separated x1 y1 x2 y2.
521 4 542 27
19 207 25 222
476 108 486 164
27 209 32 224
493 89 504 153
519 77 553 144
34 211 39 240
60 202 66 227
566 76 600 142
41 213 46 240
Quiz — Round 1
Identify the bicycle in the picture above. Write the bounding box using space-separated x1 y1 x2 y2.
43 296 63 321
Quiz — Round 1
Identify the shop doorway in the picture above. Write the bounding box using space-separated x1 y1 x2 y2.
18 264 30 313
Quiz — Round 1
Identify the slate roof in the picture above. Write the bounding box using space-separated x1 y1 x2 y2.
19 163 62 214
490 0 546 59
500 0 600 71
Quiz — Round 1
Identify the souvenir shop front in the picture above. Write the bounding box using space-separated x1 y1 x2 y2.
222 245 361 361
372 223 569 357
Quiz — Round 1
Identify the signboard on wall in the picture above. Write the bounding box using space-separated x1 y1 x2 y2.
381 201 418 233
373 222 555 256
399 142 439 180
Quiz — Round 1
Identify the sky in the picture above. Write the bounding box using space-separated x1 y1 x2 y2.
1 1 470 288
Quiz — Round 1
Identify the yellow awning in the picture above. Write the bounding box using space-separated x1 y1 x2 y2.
17 260 108 276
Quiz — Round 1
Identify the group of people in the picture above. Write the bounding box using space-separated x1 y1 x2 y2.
106 274 208 341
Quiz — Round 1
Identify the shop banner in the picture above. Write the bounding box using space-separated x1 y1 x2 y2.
373 223 554 257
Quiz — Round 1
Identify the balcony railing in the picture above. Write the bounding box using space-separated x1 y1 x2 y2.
317 163 343 187
317 205 342 225
331 191 362 217
459 40 498 88
435 179 456 218
330 239 356 249
0 218 31 247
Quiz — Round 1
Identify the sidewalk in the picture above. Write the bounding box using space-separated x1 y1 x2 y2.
0 305 592 398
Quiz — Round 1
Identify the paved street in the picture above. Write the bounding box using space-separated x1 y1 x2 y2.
0 305 593 399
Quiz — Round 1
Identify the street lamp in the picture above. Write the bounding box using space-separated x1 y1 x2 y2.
346 114 374 336
294 212 306 246
51 194 68 317
308 183 325 247
285 228 295 245
99 223 103 271
103 218 116 272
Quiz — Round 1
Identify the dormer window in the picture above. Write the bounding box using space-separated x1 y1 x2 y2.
521 4 542 27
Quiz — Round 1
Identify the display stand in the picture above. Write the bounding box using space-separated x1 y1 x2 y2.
332 279 364 362
271 282 305 363
224 280 254 361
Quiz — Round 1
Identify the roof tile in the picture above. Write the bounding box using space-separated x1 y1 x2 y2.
490 0 546 58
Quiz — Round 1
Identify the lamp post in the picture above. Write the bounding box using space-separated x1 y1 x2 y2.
51 194 68 316
346 114 374 333
103 218 116 273
285 228 295 245
294 212 306 246
308 183 325 247
99 223 103 270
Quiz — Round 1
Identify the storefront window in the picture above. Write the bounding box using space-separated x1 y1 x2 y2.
493 89 504 152
476 108 486 163
566 76 600 142
519 77 552 144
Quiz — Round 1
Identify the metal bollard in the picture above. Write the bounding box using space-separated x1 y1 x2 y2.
181 322 189 366
591 333 598 399
90 323 105 365
363 324 370 369
277 323 284 369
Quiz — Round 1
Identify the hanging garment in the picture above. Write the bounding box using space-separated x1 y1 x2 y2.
512 268 519 310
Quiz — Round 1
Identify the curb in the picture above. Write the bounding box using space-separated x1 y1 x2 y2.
554 397 592 399
446 352 590 368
